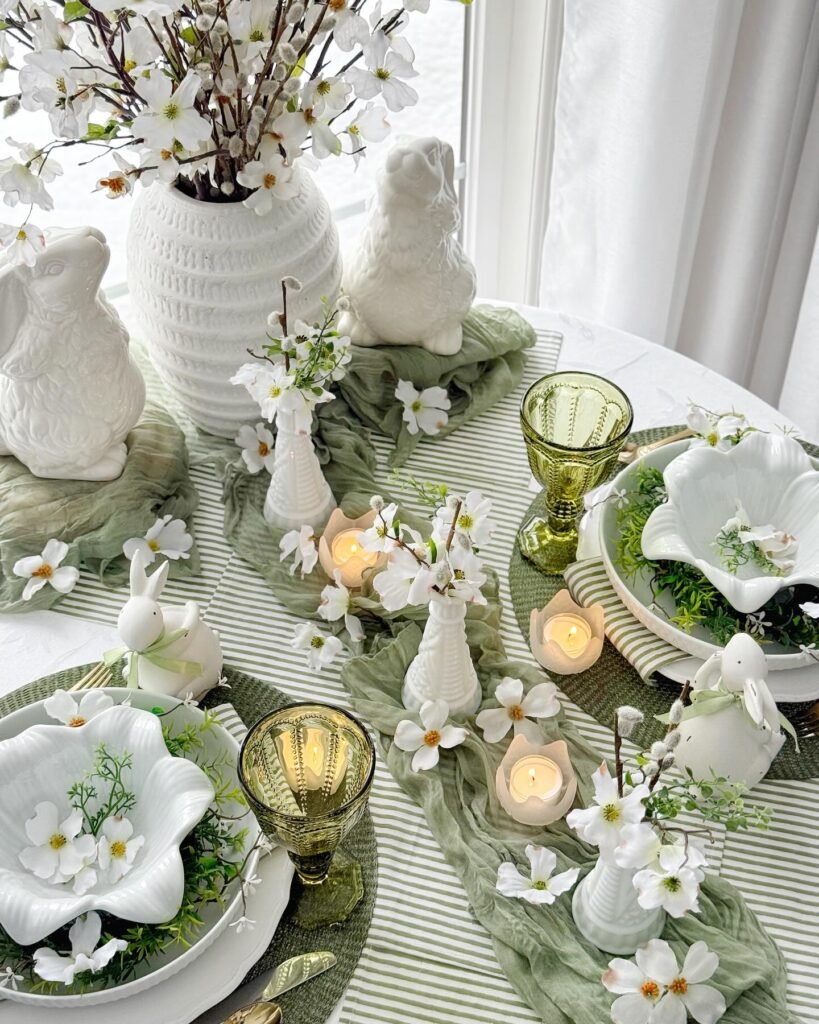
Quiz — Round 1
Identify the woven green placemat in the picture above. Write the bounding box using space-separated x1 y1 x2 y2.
509 426 819 781
0 665 377 1024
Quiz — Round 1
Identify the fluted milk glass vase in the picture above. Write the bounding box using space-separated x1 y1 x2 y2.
402 596 481 716
572 858 665 954
263 409 336 532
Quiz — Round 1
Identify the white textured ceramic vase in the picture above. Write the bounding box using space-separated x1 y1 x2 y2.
572 859 665 954
126 171 342 436
402 597 482 716
263 409 335 532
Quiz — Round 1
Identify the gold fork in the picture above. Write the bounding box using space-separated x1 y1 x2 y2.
68 662 113 692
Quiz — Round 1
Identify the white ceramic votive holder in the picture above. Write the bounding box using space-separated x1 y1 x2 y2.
496 734 577 826
529 589 605 675
318 508 383 588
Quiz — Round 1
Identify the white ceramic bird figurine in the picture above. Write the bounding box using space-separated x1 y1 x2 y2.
0 227 145 481
675 633 785 789
113 552 223 700
338 136 476 355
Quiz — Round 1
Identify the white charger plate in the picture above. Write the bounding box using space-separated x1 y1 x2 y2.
598 442 819 699
0 847 292 1024
0 688 288 1008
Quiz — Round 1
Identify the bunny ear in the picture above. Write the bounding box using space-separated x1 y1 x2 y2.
0 262 28 367
145 559 170 600
129 550 147 596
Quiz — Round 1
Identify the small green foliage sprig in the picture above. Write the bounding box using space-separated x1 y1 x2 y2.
616 464 819 648
388 469 449 509
714 527 782 576
1 707 255 994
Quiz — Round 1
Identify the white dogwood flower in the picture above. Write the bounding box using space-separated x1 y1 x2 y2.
801 601 819 619
236 422 277 474
302 75 352 117
237 151 300 214
94 152 136 199
372 545 425 611
0 139 62 210
738 523 798 573
345 101 390 164
18 802 97 886
132 71 211 152
603 939 726 1024
359 502 403 553
566 763 649 857
325 0 369 51
633 843 706 919
97 816 145 884
687 404 748 451
123 515 192 566
433 490 496 549
44 689 114 728
13 539 79 600
279 525 318 576
318 571 365 641
32 912 127 986
394 699 467 772
346 30 419 112
496 844 579 905
476 676 560 743
0 222 46 267
290 623 343 671
395 380 450 436
445 545 487 604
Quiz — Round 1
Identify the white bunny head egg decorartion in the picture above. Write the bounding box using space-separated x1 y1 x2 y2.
0 226 145 481
338 136 477 356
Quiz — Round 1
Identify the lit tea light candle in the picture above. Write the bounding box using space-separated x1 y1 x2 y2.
529 590 604 675
508 755 563 804
330 529 379 589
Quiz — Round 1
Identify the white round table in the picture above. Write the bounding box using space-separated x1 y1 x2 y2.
0 303 815 1024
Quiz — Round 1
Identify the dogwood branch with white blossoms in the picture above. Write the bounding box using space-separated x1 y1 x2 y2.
236 422 276 474
686 402 753 451
318 570 365 642
395 380 451 437
602 938 726 1024
13 539 79 600
394 699 467 772
367 484 493 612
280 524 318 577
475 676 560 743
496 844 579 906
0 0 464 264
233 281 351 433
123 515 193 566
32 912 127 986
290 622 343 671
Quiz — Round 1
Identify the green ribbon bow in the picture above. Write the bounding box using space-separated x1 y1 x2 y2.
658 686 799 751
104 627 203 689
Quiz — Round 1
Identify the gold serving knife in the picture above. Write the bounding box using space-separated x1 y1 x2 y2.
221 952 337 1024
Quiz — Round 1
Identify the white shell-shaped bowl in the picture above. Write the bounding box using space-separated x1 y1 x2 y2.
0 690 262 1008
641 431 819 613
0 704 214 946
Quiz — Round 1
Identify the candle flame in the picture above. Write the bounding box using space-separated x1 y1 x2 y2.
528 767 537 787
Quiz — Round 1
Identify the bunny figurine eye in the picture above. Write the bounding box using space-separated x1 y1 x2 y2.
44 261 65 277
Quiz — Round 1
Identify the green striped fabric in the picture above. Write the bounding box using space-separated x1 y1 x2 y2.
47 328 819 1023
564 558 688 683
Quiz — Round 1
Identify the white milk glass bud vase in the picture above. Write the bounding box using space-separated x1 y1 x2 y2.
572 858 665 954
126 168 341 437
402 596 482 716
264 409 335 532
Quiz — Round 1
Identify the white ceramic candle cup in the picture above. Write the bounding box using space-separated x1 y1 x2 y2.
496 734 578 826
318 508 384 588
529 590 605 675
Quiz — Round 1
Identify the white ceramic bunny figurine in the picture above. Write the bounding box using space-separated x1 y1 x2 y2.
675 633 785 789
0 226 145 481
338 136 476 355
114 551 223 700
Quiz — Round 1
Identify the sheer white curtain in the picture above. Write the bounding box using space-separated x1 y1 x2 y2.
538 0 819 434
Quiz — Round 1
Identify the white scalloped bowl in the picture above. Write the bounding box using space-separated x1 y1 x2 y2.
641 431 819 613
0 690 263 1008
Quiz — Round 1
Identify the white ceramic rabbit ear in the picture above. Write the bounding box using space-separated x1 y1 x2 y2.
145 559 170 600
129 550 148 597
0 262 28 364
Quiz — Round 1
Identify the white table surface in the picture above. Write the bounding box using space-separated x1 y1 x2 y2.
0 303 814 1023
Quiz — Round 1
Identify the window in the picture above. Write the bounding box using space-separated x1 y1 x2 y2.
5 2 468 289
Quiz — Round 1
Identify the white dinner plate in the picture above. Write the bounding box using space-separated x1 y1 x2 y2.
0 847 293 1024
598 441 819 698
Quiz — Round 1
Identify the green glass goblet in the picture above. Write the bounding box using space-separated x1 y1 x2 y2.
239 702 375 925
519 371 633 573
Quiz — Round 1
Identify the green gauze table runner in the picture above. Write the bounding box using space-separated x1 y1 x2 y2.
337 305 536 466
339 620 794 1024
0 400 200 613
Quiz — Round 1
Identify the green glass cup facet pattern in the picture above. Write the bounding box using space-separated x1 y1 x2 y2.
519 372 633 573
239 703 375 887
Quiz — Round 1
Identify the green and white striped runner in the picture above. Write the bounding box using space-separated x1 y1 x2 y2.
50 319 819 1023
564 557 688 683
